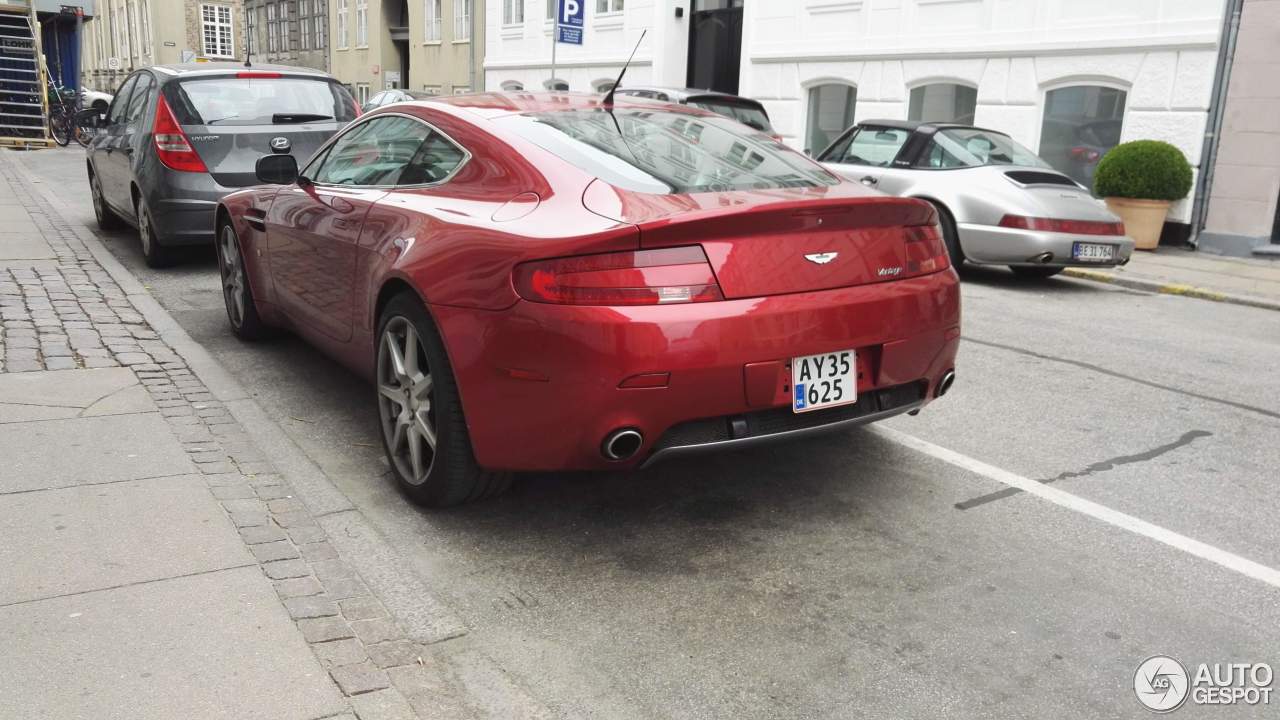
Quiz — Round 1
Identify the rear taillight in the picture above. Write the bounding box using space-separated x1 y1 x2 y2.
152 94 207 173
351 95 363 118
902 224 950 277
998 215 1124 236
513 246 724 306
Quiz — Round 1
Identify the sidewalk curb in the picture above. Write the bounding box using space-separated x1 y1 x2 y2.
14 154 469 646
1061 267 1280 313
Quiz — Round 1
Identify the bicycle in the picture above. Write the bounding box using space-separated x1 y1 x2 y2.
45 81 95 148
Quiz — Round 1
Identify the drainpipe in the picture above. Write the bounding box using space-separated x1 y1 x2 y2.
1190 0 1244 247
468 0 477 91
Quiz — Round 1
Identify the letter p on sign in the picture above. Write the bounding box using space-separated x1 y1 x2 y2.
562 0 581 24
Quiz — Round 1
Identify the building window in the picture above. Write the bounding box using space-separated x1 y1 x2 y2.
453 86 470 94
805 83 856 156
455 0 471 40
267 2 278 52
501 80 524 91
424 0 441 40
909 83 976 125
594 79 614 93
316 0 326 48
545 78 568 91
596 0 622 13
300 0 312 49
355 0 368 46
503 0 523 25
113 5 129 60
201 4 235 58
356 82 370 104
138 0 152 56
337 0 348 48
1038 85 1127 188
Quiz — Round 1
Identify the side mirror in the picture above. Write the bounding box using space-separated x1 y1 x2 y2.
256 154 298 185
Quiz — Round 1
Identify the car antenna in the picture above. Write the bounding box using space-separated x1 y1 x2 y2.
243 6 253 67
602 29 645 108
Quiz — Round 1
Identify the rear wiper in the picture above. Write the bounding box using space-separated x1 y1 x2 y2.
272 113 333 124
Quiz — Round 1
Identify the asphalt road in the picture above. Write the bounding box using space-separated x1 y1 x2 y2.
21 146 1280 719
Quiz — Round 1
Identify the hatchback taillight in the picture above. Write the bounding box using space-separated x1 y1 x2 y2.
999 215 1124 236
152 94 207 173
513 246 724 305
901 224 951 278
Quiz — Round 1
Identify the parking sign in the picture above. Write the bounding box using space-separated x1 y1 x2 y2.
557 0 583 45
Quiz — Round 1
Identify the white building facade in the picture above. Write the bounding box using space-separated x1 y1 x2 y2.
485 0 1227 227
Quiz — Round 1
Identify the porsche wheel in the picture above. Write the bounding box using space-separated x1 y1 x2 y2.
376 294 510 507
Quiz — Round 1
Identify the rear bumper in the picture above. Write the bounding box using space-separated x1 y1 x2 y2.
958 223 1135 267
144 169 238 246
430 270 961 472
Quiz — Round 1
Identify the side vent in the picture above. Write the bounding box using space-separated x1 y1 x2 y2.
1004 170 1081 188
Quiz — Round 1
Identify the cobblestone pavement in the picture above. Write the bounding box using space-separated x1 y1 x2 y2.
0 154 474 719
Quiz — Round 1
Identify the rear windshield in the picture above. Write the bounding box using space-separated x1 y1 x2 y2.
918 128 1049 169
495 109 836 194
687 98 775 134
165 76 357 126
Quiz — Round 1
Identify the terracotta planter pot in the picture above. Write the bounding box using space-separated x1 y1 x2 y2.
1104 197 1170 251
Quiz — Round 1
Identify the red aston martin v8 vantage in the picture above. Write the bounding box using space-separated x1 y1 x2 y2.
215 92 960 506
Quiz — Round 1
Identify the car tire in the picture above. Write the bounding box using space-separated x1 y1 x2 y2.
90 169 123 230
1009 265 1063 279
135 195 174 268
927 201 964 268
215 221 273 341
376 293 511 507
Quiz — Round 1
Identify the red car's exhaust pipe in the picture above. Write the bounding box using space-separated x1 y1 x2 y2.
936 370 956 398
602 428 644 461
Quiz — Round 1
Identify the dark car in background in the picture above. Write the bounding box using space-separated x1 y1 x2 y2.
362 88 437 113
610 86 782 140
86 62 358 266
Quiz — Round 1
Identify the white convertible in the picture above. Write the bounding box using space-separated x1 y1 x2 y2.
819 120 1134 278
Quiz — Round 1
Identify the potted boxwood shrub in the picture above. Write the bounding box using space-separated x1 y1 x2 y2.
1093 140 1193 251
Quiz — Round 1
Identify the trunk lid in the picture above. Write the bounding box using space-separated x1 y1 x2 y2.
582 181 937 299
162 73 356 187
177 123 340 187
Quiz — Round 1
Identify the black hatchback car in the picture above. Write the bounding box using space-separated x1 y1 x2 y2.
609 86 781 140
86 62 358 266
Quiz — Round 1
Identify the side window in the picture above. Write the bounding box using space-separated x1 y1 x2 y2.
367 91 386 107
399 130 467 185
106 75 138 126
312 116 445 186
124 74 155 126
826 126 910 167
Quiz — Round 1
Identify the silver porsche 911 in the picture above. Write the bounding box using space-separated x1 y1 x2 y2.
817 120 1134 278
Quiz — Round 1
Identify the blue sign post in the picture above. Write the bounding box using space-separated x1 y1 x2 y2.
557 0 584 45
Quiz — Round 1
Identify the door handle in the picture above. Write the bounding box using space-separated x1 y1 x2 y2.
859 176 878 186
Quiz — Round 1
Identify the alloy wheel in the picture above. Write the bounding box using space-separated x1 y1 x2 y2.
219 225 246 328
91 175 105 222
377 317 437 486
138 207 154 255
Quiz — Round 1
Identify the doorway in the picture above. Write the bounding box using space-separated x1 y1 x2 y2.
686 0 743 95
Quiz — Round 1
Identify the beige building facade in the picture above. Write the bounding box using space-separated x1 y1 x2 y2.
327 0 481 103
82 0 247 92
243 0 330 72
1200 0 1280 257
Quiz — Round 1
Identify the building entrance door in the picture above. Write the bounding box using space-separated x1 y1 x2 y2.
686 0 743 95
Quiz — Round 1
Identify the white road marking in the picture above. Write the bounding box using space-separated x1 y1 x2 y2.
871 425 1280 590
